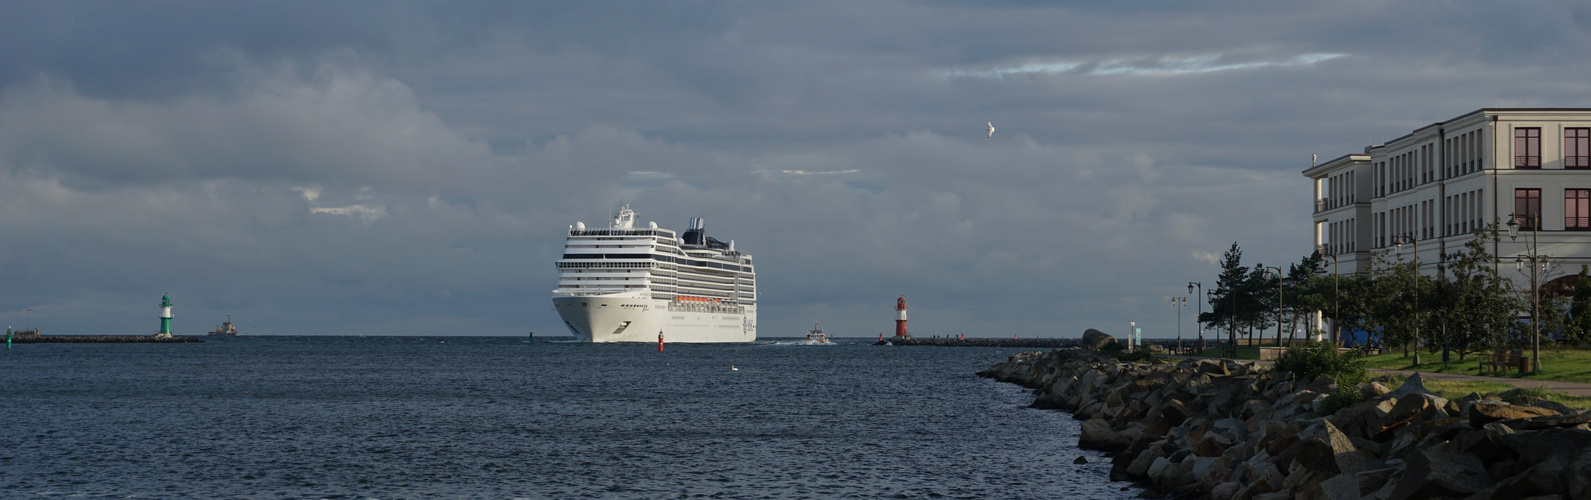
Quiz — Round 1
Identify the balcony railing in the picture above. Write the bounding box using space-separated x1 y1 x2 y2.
1568 217 1591 231
1315 199 1328 213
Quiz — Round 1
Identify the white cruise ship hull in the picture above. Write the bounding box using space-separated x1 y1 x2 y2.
553 292 756 343
552 206 757 343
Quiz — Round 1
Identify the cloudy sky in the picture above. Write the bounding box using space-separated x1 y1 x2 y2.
3 1 1590 338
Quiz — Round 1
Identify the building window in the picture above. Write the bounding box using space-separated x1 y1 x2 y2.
1515 188 1541 230
1570 189 1591 230
1569 128 1590 169
1515 128 1541 168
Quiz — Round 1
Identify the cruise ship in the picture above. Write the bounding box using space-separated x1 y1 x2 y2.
552 205 756 342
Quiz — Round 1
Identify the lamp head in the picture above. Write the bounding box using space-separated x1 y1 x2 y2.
1187 283 1194 294
1507 215 1519 240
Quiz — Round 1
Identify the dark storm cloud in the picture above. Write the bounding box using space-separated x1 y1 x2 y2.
2 1 1590 337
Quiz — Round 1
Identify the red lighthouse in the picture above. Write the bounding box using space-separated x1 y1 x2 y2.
894 297 909 339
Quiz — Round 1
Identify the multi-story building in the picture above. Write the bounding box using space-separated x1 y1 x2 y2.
1304 108 1591 277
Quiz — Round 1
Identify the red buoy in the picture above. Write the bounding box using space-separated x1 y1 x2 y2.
658 331 664 352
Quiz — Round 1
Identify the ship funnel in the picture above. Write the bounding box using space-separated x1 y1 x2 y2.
683 217 707 245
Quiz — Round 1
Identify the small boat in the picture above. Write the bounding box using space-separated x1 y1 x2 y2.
805 322 829 343
208 315 238 336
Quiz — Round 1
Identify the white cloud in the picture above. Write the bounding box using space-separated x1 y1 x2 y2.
293 187 322 202
310 204 388 224
942 52 1347 79
776 169 860 175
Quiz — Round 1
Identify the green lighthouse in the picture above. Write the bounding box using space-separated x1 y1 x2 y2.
156 294 173 338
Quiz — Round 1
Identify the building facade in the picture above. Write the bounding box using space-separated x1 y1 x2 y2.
1304 108 1591 277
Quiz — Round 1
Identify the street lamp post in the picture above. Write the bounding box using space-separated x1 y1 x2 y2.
1265 266 1283 347
1316 245 1340 346
1188 282 1204 352
1507 213 1546 372
1394 234 1421 366
1172 296 1186 354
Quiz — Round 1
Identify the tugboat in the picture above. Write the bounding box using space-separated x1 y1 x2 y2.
805 321 829 343
208 315 238 336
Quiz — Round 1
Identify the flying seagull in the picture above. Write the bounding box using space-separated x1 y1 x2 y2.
987 121 995 139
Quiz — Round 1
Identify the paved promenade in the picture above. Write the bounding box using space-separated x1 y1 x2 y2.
1172 354 1591 397
1368 368 1591 397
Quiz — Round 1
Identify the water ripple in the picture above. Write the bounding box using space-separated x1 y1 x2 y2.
0 337 1139 498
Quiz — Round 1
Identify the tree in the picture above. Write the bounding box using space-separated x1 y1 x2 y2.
1246 264 1276 344
1286 251 1326 341
1326 272 1379 347
1369 250 1419 356
1567 265 1591 346
1200 242 1249 349
1436 225 1522 359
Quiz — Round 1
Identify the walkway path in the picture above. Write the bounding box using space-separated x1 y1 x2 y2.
1170 354 1591 397
1368 368 1591 397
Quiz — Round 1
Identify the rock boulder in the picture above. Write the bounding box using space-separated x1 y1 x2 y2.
1387 372 1438 400
1080 329 1116 350
1470 401 1560 427
1387 448 1494 500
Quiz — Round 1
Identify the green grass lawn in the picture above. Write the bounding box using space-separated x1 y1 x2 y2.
1360 347 1591 385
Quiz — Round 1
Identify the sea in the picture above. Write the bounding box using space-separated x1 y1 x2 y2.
0 336 1140 499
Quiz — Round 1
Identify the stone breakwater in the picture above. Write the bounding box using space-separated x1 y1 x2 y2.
875 338 1084 348
13 335 203 343
978 349 1591 500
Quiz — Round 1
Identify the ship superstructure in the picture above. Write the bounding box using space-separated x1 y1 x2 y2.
551 205 756 342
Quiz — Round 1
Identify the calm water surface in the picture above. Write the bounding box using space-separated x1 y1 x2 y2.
0 336 1137 498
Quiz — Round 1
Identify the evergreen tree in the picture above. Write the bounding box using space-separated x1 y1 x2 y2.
1246 264 1275 344
1201 242 1247 349
1286 251 1325 341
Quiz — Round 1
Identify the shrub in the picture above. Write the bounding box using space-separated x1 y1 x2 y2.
1100 341 1127 354
1276 341 1370 416
1114 350 1152 362
1318 383 1363 416
1276 340 1366 384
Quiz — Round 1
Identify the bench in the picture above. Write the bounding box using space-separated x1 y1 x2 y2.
1478 348 1530 375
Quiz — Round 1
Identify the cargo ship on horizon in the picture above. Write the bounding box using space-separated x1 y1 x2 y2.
208 315 238 336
